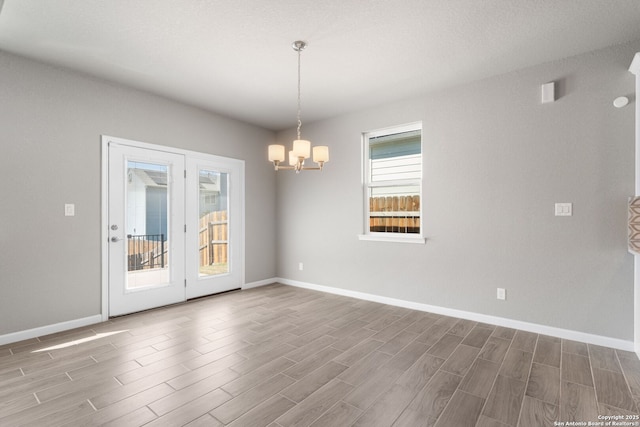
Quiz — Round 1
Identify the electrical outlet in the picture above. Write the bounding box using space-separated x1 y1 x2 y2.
299 262 303 271
497 288 506 300
555 203 572 216
64 203 75 216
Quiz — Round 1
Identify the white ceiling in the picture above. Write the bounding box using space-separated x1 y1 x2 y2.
1 0 639 131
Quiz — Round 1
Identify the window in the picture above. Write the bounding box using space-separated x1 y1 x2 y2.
360 122 424 243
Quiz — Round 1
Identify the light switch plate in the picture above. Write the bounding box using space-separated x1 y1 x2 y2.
497 288 506 300
541 82 556 103
65 203 75 216
555 203 572 216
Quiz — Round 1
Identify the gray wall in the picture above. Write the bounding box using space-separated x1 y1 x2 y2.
276 40 639 341
0 51 277 335
1 39 637 342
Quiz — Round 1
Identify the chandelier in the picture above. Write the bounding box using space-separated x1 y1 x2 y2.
268 41 329 172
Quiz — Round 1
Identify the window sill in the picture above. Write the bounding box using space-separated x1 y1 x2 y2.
357 234 426 244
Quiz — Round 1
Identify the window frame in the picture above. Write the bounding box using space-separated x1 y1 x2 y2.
359 122 425 244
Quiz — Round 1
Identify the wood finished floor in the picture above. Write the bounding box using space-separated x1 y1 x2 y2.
1 284 639 427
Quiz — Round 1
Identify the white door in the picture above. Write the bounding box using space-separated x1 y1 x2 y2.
104 138 244 317
186 156 244 298
108 143 186 316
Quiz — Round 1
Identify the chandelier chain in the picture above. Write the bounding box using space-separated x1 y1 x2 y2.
296 44 302 141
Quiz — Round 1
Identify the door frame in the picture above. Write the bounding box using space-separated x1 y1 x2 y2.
101 135 245 320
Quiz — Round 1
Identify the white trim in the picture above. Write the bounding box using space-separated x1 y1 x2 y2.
0 315 103 346
277 278 634 352
636 259 640 359
1 280 270 345
101 140 109 321
243 278 277 290
632 53 640 358
103 135 243 163
358 234 426 244
630 52 640 75
3 280 631 351
239 163 246 292
365 121 423 138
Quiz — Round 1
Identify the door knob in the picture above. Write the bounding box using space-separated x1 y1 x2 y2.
111 237 122 242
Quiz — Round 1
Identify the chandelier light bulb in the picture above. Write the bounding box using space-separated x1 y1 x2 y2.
268 144 285 162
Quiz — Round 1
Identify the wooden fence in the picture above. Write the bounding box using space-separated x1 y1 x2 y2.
369 195 420 233
199 210 228 267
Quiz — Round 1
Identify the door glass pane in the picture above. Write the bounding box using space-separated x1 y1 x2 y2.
126 161 170 289
198 170 229 276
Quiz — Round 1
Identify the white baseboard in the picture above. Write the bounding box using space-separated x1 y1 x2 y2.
3 280 632 352
0 278 273 347
243 278 278 290
0 315 103 346
277 278 634 352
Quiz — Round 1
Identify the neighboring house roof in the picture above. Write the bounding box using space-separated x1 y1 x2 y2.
132 169 167 188
199 173 220 193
